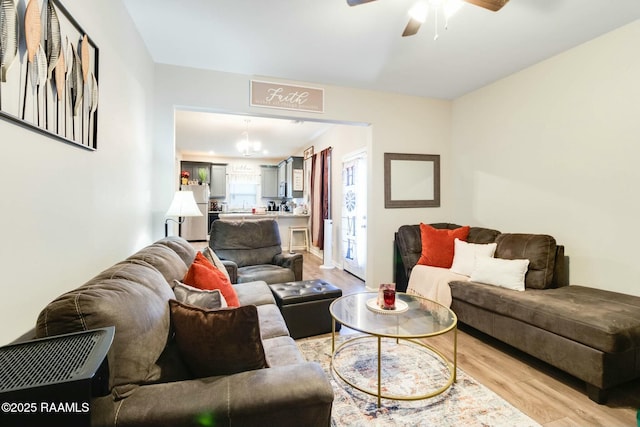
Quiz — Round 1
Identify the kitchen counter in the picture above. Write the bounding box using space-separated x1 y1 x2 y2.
218 212 309 219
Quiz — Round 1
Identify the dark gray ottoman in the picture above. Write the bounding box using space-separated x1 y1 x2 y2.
268 280 342 339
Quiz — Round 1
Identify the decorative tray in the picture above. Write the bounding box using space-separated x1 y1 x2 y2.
366 298 409 315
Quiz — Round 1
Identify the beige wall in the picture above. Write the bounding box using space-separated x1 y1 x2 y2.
451 20 640 296
0 1 156 343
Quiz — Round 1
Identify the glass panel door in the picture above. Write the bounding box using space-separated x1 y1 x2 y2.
342 151 367 280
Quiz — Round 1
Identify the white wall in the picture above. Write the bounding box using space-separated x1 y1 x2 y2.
0 1 155 343
451 20 640 296
151 66 452 291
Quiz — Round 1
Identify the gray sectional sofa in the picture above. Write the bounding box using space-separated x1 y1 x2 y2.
33 236 333 426
395 223 640 403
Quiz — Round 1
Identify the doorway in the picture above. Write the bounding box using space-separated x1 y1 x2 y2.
174 109 370 276
341 150 367 280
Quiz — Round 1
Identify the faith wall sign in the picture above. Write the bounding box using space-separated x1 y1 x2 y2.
250 80 324 113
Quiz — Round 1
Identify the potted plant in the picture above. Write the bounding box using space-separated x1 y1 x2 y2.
198 168 208 185
181 171 190 185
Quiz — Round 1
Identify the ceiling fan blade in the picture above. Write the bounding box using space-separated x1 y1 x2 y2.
401 18 422 37
346 0 377 6
462 0 509 12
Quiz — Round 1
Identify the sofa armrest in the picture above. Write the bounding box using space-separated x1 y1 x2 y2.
222 260 238 283
273 252 303 281
92 363 333 427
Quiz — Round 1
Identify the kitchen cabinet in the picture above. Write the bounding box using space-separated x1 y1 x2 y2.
180 161 211 186
276 156 303 199
261 166 279 198
210 164 227 198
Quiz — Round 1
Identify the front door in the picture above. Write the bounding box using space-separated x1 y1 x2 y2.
341 151 367 280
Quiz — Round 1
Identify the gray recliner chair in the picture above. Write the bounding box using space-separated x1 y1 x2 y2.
209 219 303 284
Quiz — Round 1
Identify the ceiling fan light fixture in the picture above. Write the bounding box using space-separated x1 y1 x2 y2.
408 2 428 23
404 0 465 38
443 0 464 19
349 0 508 40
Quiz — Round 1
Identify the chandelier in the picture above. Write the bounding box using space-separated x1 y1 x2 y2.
237 119 261 157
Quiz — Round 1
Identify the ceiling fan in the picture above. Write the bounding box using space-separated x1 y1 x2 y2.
347 0 509 37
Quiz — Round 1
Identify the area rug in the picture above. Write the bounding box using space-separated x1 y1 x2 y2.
297 335 540 427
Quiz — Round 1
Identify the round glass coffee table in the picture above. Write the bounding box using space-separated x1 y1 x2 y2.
329 292 457 407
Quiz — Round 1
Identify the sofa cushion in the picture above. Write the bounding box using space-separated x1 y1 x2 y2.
126 243 189 288
417 223 470 268
494 233 556 289
173 280 227 309
154 236 197 268
256 304 291 339
234 281 277 306
238 264 295 284
91 362 335 427
467 226 502 244
470 257 529 291
262 336 305 367
183 252 240 307
169 300 268 376
450 283 640 354
35 261 174 399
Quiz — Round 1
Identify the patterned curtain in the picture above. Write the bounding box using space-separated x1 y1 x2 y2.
311 147 332 249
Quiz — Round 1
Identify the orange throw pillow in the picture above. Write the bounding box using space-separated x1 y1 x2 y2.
183 252 240 307
417 224 470 268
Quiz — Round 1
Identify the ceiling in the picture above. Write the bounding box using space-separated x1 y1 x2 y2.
123 0 640 158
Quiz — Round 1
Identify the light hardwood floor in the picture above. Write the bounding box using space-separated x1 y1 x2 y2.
193 242 639 426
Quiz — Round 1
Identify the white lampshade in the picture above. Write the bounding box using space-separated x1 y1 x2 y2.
165 191 202 217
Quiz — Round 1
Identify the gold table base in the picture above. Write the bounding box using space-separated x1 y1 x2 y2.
331 319 457 408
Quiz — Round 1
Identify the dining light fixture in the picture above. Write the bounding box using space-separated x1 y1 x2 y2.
406 0 465 40
237 119 261 157
164 191 202 237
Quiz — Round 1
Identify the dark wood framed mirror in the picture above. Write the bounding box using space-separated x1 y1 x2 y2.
384 153 440 208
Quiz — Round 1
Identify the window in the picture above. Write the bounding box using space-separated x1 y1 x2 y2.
227 165 260 210
228 181 258 210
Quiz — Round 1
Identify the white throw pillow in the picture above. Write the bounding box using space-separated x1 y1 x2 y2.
173 280 228 309
470 257 529 291
450 238 497 277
